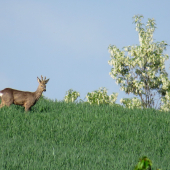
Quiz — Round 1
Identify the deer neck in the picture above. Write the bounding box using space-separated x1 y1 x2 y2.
35 87 43 101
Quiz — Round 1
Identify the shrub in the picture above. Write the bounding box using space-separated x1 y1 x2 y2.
86 87 118 105
134 156 161 170
64 89 80 103
120 97 142 109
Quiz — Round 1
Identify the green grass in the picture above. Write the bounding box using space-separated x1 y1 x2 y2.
0 97 170 169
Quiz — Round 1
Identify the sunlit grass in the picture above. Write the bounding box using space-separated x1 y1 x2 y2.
0 97 170 169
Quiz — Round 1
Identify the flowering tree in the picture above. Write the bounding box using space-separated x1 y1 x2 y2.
108 15 169 109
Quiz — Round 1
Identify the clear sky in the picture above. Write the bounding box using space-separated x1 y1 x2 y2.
0 0 170 103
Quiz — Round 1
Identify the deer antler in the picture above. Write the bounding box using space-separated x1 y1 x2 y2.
40 75 49 84
41 75 43 81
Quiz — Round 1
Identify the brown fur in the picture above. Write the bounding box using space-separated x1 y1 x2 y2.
0 76 49 111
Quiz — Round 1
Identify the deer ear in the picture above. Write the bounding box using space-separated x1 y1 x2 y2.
37 77 41 83
45 79 49 84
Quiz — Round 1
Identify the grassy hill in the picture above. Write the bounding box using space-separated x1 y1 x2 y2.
0 97 170 169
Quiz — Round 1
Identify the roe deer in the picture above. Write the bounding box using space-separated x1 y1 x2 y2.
0 75 49 111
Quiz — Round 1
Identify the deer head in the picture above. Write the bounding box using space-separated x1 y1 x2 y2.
37 75 50 92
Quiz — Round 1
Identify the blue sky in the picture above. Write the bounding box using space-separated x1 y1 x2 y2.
0 0 170 103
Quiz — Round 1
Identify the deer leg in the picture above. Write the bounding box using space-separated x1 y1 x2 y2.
6 101 13 107
24 103 31 112
1 94 13 107
0 98 12 108
0 101 5 108
25 107 30 112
